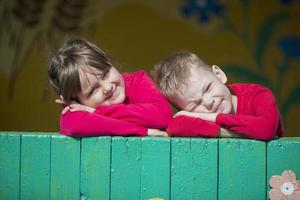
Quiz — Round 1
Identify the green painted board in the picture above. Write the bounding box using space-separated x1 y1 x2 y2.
267 138 300 195
111 137 141 200
20 134 51 200
81 137 111 200
141 137 170 200
218 139 266 200
0 133 20 200
50 135 80 200
171 138 218 200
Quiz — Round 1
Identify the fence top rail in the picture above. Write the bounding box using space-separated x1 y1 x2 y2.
0 131 299 142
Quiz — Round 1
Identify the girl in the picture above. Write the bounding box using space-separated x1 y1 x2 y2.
48 39 172 137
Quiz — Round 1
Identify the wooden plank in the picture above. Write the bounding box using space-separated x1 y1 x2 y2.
171 138 218 200
141 137 171 200
267 138 300 195
81 137 111 200
0 133 21 200
111 137 141 200
218 139 266 200
20 134 50 200
50 135 80 200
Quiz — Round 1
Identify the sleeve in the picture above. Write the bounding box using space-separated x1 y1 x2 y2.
95 71 173 129
167 116 220 137
215 88 280 141
59 111 147 137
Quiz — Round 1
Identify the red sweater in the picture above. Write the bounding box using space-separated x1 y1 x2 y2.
167 84 284 141
60 70 173 137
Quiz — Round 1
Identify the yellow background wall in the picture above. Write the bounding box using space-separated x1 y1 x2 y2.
1 0 300 136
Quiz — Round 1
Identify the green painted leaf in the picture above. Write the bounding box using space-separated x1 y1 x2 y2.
282 86 300 117
222 64 271 88
254 12 289 67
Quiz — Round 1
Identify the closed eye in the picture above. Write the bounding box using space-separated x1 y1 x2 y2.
205 82 212 93
88 85 99 96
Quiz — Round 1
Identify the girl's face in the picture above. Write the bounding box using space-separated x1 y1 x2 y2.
77 66 125 108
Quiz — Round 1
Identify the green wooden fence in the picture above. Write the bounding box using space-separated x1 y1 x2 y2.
0 132 300 200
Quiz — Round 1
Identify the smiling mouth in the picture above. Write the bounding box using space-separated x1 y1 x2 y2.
214 100 223 113
210 100 221 113
107 86 117 101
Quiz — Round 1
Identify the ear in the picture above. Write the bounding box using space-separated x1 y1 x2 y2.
212 65 227 84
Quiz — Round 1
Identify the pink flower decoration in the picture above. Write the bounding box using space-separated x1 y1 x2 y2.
269 170 300 200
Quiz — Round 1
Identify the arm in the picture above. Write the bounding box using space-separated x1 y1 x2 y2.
216 89 281 141
166 116 220 138
95 71 173 129
60 111 147 137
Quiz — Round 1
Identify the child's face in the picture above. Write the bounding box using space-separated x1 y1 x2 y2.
172 65 235 114
77 66 125 108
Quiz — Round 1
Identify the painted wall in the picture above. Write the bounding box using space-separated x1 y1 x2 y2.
0 0 300 136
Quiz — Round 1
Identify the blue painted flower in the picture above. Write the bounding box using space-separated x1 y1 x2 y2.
278 36 300 59
280 0 300 5
181 0 224 23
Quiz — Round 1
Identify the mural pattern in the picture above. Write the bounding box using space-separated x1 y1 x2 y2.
0 0 299 135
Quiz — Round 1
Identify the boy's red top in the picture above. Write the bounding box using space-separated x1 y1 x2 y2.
167 83 284 141
60 70 173 137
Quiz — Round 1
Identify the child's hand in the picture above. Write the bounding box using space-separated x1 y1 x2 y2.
62 103 95 114
55 95 68 106
174 111 217 122
147 129 168 137
55 95 95 114
219 128 241 138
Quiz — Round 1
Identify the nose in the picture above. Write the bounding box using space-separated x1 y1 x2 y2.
202 95 215 110
103 83 113 96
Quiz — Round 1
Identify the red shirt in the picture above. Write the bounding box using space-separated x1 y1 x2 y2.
60 70 173 137
167 84 284 141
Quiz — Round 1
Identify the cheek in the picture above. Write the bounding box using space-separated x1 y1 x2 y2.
193 105 206 113
88 93 105 108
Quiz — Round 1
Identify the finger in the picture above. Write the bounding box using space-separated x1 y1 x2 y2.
62 106 70 115
55 99 65 104
174 112 185 117
59 95 68 104
69 103 82 108
70 107 84 112
157 131 168 137
162 131 168 137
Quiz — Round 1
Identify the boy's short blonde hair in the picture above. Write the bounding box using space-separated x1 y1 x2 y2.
154 51 210 97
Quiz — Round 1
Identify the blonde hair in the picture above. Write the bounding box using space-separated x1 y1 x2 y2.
154 51 210 97
48 39 113 103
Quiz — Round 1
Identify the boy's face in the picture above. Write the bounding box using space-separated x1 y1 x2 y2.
77 66 125 108
172 65 235 114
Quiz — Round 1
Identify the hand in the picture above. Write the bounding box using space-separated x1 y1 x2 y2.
219 128 241 138
62 103 95 114
147 129 168 137
55 95 95 114
174 111 217 122
55 95 68 106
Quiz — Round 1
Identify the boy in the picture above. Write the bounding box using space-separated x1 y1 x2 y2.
154 51 284 141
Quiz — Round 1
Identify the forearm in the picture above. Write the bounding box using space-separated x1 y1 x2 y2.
216 113 278 140
60 111 147 137
95 102 173 129
166 116 219 138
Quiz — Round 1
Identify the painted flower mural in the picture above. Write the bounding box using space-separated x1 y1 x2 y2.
181 0 223 23
180 0 300 132
269 170 300 200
